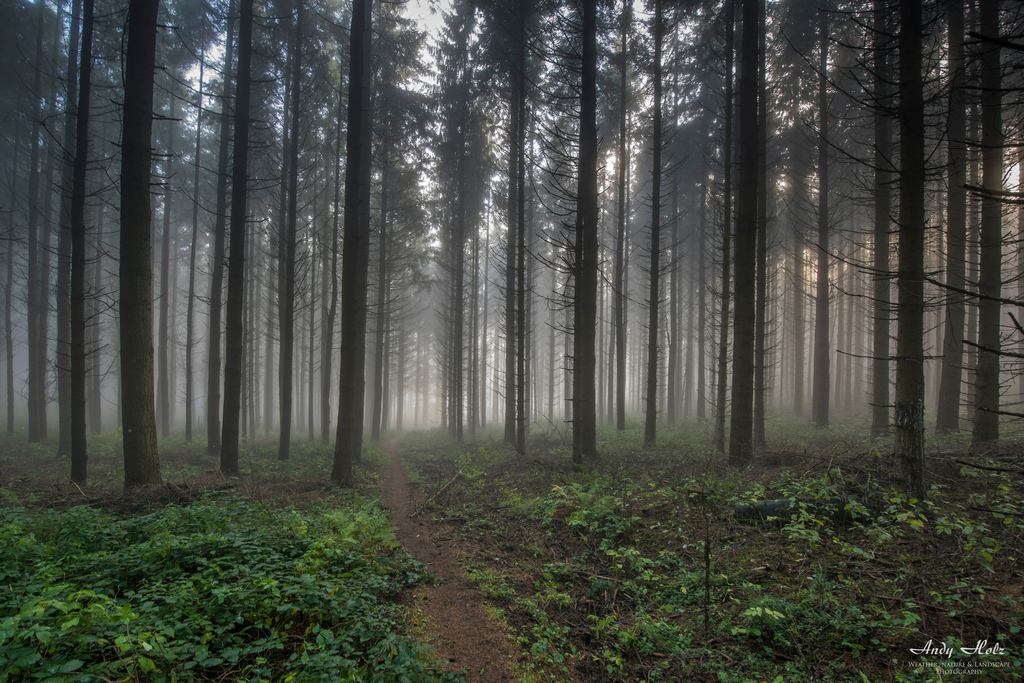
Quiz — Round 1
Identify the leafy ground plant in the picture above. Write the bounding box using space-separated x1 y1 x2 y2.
0 492 454 682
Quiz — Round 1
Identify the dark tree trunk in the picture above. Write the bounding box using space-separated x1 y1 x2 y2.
697 181 706 420
936 0 966 433
5 227 14 434
57 0 82 458
119 0 163 487
69 0 93 483
504 47 519 447
871 0 892 437
207 0 236 453
614 1 630 431
971 0 1002 445
811 10 830 428
371 138 389 442
278 3 303 461
332 0 373 486
185 57 205 443
644 0 663 447
480 224 488 429
26 0 47 443
728 0 758 465
157 94 175 439
218 0 254 476
713 0 734 454
573 0 599 464
752 0 767 448
893 0 926 499
667 174 679 425
321 81 342 443
516 27 527 455
87 214 102 434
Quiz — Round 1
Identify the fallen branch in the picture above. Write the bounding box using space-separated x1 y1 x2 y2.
410 470 462 518
952 459 1024 475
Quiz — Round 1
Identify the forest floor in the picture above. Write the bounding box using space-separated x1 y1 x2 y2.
389 417 1024 682
0 416 1022 682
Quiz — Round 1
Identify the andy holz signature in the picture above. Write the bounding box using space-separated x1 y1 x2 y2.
910 640 1008 658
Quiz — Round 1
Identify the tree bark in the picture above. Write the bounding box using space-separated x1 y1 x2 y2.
614 0 630 431
871 0 892 437
57 0 82 458
572 0 599 464
218 0 254 476
936 0 966 433
278 2 303 461
713 0 734 455
185 57 205 443
811 9 830 428
206 0 236 453
157 94 175 438
69 0 93 483
644 0 663 447
119 0 163 487
971 0 1002 445
321 78 342 444
371 136 389 442
332 0 373 486
729 0 758 465
752 0 767 448
26 0 48 443
893 0 926 499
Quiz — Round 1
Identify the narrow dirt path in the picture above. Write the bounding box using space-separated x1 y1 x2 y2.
382 439 519 682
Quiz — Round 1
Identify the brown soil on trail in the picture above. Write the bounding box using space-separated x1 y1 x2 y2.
381 440 520 683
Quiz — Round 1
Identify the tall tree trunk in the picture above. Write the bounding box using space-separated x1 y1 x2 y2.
307 243 315 441
371 138 389 442
119 0 163 487
516 30 527 455
697 181 706 420
157 94 175 438
644 0 663 447
728 0 758 465
57 0 82 458
26 0 48 443
185 57 204 443
752 0 767 448
811 10 830 428
207 0 236 453
480 221 488 429
935 0 966 433
278 2 303 461
332 0 373 485
470 214 480 436
6 222 14 434
504 44 519 446
247 227 257 439
218 0 253 476
69 0 93 483
713 0 734 454
893 0 926 499
870 0 892 437
572 0 599 464
667 173 679 425
88 212 102 434
321 81 342 444
614 0 630 431
972 0 1002 445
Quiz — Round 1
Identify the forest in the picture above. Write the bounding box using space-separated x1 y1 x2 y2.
1 0 1023 678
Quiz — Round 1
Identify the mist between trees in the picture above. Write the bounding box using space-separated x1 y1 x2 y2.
1 0 1022 493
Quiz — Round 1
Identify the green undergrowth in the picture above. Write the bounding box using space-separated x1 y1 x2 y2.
0 492 458 683
402 418 1024 682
